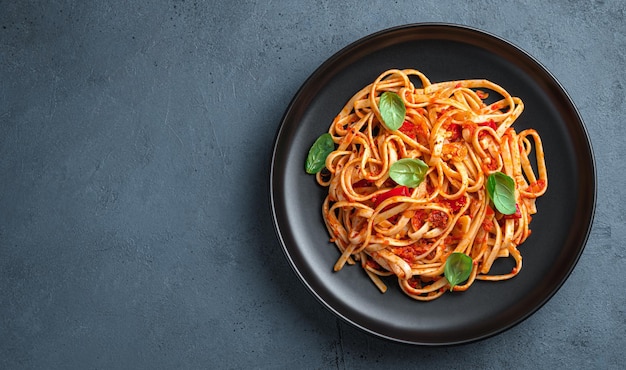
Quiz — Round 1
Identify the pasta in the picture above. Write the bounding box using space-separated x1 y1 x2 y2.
308 69 548 301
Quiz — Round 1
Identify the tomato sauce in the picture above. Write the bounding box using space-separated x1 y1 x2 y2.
394 242 434 264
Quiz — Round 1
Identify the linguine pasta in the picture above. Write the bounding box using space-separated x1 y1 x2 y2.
311 69 547 301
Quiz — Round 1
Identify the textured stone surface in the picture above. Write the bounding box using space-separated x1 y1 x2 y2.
1 1 624 368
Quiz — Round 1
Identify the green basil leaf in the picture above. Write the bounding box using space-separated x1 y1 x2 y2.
486 172 516 215
305 133 335 174
444 252 473 291
389 158 428 188
378 91 406 130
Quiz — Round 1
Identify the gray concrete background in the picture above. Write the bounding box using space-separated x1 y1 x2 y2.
1 0 624 368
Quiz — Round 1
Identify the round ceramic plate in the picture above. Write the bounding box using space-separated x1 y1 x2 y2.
270 23 595 345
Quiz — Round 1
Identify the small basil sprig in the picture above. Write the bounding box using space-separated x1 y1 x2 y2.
389 158 428 188
378 91 406 130
305 133 335 174
486 172 516 215
444 252 473 291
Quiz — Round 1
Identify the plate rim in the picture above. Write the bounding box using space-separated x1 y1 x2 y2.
269 22 597 345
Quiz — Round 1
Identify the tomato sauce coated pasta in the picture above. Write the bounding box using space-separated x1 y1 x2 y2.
309 69 548 301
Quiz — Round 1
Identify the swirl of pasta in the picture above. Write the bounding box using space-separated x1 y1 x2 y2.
314 69 547 301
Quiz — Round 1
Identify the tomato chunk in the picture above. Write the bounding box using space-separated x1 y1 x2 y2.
442 196 467 213
528 179 546 193
372 186 410 208
478 119 497 131
398 121 419 139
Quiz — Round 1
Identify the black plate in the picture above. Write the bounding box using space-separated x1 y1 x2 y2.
270 23 595 345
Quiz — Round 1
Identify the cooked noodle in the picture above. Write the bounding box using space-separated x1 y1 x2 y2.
313 69 547 301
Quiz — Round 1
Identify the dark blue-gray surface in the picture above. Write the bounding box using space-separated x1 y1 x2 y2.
1 1 623 368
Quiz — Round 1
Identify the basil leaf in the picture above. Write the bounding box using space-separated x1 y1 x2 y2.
305 133 335 174
389 158 428 188
378 91 406 130
486 172 516 215
444 252 473 291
